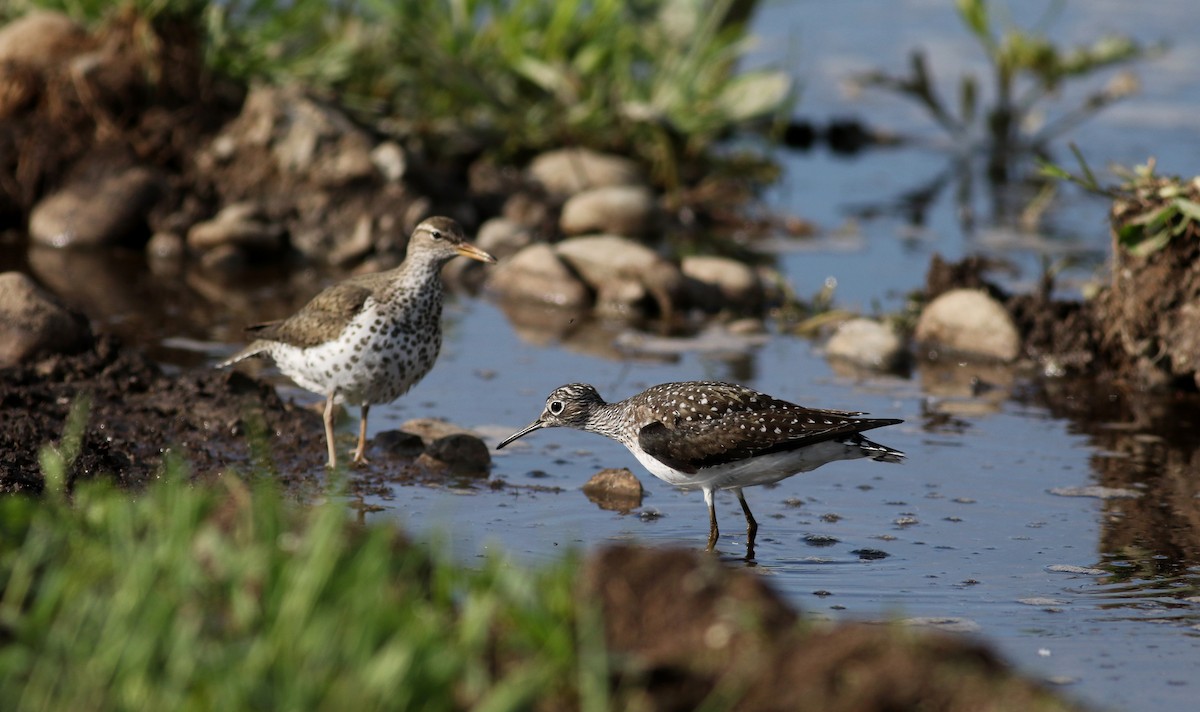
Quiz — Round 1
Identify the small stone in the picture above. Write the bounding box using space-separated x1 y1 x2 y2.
487 243 592 309
559 185 657 237
187 201 283 253
146 231 185 261
582 467 644 512
0 11 93 68
826 318 907 372
29 166 162 248
419 433 491 476
400 417 475 444
681 255 765 313
555 235 683 316
199 244 250 273
915 289 1020 362
370 141 407 183
374 430 426 458
0 272 93 367
528 148 644 196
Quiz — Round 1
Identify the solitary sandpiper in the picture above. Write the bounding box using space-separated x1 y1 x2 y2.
497 381 904 551
220 216 496 468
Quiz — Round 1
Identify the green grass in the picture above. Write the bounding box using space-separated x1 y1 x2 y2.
4 0 792 189
0 465 607 710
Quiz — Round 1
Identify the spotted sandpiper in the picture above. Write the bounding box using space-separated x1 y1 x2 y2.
220 216 496 468
497 381 904 551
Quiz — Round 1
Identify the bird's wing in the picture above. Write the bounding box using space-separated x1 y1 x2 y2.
246 281 376 348
637 407 902 473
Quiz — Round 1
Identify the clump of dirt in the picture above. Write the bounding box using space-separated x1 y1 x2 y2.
581 545 1084 711
922 254 1110 374
1093 176 1200 390
0 334 325 494
0 7 240 230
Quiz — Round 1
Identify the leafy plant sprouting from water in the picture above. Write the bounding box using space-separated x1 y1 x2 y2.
854 0 1158 181
1041 150 1200 257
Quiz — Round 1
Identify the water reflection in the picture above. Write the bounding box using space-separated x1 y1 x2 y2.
1028 379 1200 613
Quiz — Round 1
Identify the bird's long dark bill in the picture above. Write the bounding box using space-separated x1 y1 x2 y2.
457 244 497 263
496 420 544 449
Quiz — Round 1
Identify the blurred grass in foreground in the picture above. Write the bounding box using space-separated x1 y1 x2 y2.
0 458 605 710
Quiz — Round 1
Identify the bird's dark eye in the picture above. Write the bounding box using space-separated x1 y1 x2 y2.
430 230 443 240
549 400 564 415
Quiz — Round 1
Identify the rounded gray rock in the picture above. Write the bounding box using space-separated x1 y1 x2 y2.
487 243 592 309
528 148 644 196
0 11 92 68
0 272 93 367
915 289 1020 362
681 255 764 313
29 166 162 248
559 185 657 237
826 318 907 372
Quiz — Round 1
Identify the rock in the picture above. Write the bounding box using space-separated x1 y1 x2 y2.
915 289 1020 362
528 148 644 196
555 235 683 317
475 217 535 259
187 202 284 253
327 215 374 267
146 232 185 261
681 255 764 313
399 417 475 445
374 430 426 458
826 318 907 372
29 166 162 248
487 243 592 309
560 185 657 237
369 141 407 183
501 191 553 229
418 433 491 477
199 244 250 273
582 468 644 512
0 11 93 68
0 272 93 367
233 85 377 186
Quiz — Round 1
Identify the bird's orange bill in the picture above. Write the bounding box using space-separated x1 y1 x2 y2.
456 243 497 263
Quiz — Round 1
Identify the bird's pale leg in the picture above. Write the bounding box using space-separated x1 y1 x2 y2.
323 393 338 469
704 487 720 551
734 488 758 545
352 404 371 465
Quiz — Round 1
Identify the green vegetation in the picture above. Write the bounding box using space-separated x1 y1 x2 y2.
0 419 607 710
855 0 1157 180
4 0 791 188
1042 151 1200 257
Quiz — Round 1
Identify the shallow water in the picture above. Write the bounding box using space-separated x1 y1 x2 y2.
352 3 1200 709
7 1 1200 709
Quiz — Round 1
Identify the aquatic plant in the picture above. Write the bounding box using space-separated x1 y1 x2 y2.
855 0 1157 181
1042 151 1200 257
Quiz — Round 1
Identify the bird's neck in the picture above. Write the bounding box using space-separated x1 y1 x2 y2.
583 402 627 442
380 257 445 302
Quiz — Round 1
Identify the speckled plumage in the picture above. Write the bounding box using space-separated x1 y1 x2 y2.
220 216 495 468
497 381 904 551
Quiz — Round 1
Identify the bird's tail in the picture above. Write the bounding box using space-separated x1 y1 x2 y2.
217 340 269 369
854 435 905 464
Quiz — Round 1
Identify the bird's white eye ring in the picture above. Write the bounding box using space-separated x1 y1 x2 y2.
549 400 564 415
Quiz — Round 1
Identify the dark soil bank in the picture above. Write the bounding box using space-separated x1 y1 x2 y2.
0 335 325 493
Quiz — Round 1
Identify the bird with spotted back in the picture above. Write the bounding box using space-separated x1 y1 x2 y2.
219 216 496 468
496 381 904 552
